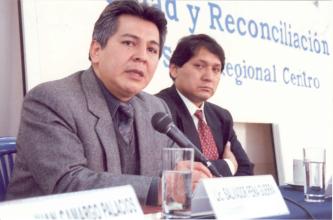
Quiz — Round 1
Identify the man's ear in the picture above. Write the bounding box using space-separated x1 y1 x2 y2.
169 64 178 79
89 40 102 63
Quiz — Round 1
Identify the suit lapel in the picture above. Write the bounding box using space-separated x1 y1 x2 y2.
81 68 121 174
167 87 202 151
132 94 160 176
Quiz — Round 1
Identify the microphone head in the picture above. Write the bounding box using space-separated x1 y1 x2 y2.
151 112 173 133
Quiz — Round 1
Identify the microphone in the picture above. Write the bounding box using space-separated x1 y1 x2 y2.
151 112 223 177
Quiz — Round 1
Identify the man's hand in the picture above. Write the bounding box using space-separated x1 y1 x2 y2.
175 161 213 191
158 161 213 205
222 141 238 172
191 161 213 190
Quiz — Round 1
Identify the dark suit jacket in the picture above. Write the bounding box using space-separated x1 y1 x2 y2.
156 85 254 176
6 67 174 204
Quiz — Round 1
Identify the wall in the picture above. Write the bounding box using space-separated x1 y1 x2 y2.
0 0 23 136
235 123 277 181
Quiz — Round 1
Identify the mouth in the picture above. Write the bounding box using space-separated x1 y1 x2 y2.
198 86 214 92
125 69 144 79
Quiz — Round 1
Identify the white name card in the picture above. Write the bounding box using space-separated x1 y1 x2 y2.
0 185 144 220
192 175 289 219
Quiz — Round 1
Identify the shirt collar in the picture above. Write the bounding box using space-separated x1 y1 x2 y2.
176 89 206 120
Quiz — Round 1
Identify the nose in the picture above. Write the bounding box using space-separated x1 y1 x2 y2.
133 45 148 63
202 68 215 81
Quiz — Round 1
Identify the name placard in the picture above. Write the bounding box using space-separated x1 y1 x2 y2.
192 175 289 219
0 185 144 220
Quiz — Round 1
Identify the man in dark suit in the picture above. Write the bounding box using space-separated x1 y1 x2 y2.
6 1 212 205
157 34 254 177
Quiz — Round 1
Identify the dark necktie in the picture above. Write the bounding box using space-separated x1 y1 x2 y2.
194 110 219 160
118 103 134 144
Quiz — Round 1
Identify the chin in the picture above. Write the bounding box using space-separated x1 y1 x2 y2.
198 93 212 100
125 86 144 96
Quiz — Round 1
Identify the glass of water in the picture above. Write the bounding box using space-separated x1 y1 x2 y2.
162 148 194 219
303 147 326 202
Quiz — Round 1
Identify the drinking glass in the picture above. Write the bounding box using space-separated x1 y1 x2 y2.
303 147 326 202
162 148 194 219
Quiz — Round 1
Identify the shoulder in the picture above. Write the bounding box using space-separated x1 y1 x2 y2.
155 86 173 102
27 71 83 98
155 86 181 109
24 70 86 111
205 101 233 121
136 91 170 113
138 91 165 104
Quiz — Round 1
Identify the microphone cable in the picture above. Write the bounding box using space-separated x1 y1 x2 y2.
282 195 315 219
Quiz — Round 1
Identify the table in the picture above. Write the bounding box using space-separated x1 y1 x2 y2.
277 185 332 219
143 186 332 219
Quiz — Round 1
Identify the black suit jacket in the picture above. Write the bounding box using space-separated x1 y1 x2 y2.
156 85 254 176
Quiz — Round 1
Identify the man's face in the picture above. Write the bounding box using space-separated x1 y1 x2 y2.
171 47 222 107
90 15 160 101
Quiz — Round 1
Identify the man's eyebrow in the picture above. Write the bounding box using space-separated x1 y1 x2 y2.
121 33 139 40
121 33 160 47
196 59 221 66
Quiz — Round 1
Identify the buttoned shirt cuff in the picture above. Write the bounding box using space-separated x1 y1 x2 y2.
224 159 236 175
